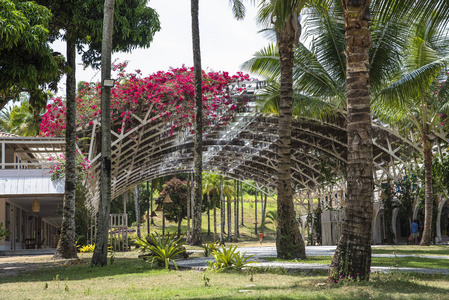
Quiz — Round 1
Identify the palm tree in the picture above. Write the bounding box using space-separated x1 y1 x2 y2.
190 0 247 246
0 100 41 136
91 0 115 266
372 15 449 246
254 0 307 260
203 173 221 241
190 0 203 246
242 0 416 279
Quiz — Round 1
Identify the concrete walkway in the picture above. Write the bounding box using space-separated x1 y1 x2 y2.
176 245 449 275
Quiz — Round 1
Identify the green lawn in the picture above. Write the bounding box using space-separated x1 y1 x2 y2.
131 201 279 243
264 255 449 269
1 255 449 299
372 245 449 256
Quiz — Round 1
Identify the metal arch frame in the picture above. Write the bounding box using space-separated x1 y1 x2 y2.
80 94 421 212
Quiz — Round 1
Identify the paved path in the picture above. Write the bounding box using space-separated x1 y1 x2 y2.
176 245 449 275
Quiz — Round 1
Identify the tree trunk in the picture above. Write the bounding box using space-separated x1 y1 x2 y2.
329 1 373 281
420 135 433 245
150 180 154 226
254 189 258 235
276 11 305 260
146 181 150 235
235 181 239 238
91 0 115 266
207 193 211 236
134 185 141 239
186 175 191 243
53 35 78 260
262 189 267 234
241 181 244 226
190 0 203 246
177 217 182 239
220 175 225 244
213 196 217 242
227 196 231 241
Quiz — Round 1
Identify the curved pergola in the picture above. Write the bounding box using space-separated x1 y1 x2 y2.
79 93 420 211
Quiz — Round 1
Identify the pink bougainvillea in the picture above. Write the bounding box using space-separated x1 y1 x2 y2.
40 64 250 137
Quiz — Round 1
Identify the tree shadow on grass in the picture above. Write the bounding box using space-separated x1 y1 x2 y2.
205 276 449 300
0 256 162 284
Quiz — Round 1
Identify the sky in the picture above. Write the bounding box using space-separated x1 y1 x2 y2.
51 0 271 92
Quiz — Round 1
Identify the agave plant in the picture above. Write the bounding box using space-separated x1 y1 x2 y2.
135 233 186 270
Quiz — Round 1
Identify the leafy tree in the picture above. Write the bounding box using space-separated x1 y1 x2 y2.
156 178 189 238
0 222 10 242
0 0 64 113
35 0 160 261
0 100 41 136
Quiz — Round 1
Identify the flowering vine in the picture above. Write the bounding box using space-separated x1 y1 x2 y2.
40 63 250 137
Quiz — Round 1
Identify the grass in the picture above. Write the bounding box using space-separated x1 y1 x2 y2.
2 255 449 299
372 245 449 256
263 255 449 270
130 201 279 244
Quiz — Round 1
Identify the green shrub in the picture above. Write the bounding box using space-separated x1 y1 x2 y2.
135 233 185 270
0 223 10 241
208 245 256 271
203 241 220 256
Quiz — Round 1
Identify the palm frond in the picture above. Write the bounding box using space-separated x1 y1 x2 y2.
229 0 246 20
293 42 342 98
303 3 346 86
374 55 449 111
240 44 280 81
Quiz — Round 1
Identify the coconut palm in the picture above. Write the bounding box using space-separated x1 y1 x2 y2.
253 0 307 260
202 173 221 241
372 15 449 246
190 0 248 246
243 0 446 279
0 100 41 136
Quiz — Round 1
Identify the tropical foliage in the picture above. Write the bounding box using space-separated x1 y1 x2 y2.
156 177 188 238
0 222 10 242
207 245 255 271
135 233 186 270
0 0 65 112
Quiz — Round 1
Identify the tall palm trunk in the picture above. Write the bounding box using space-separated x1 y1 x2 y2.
53 35 78 260
213 196 217 241
420 134 433 245
227 196 231 241
134 185 141 239
235 181 239 238
241 181 244 226
207 193 211 236
91 0 115 266
276 12 305 260
186 176 191 243
254 190 258 235
220 175 225 244
190 0 203 246
261 189 267 234
330 0 373 281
